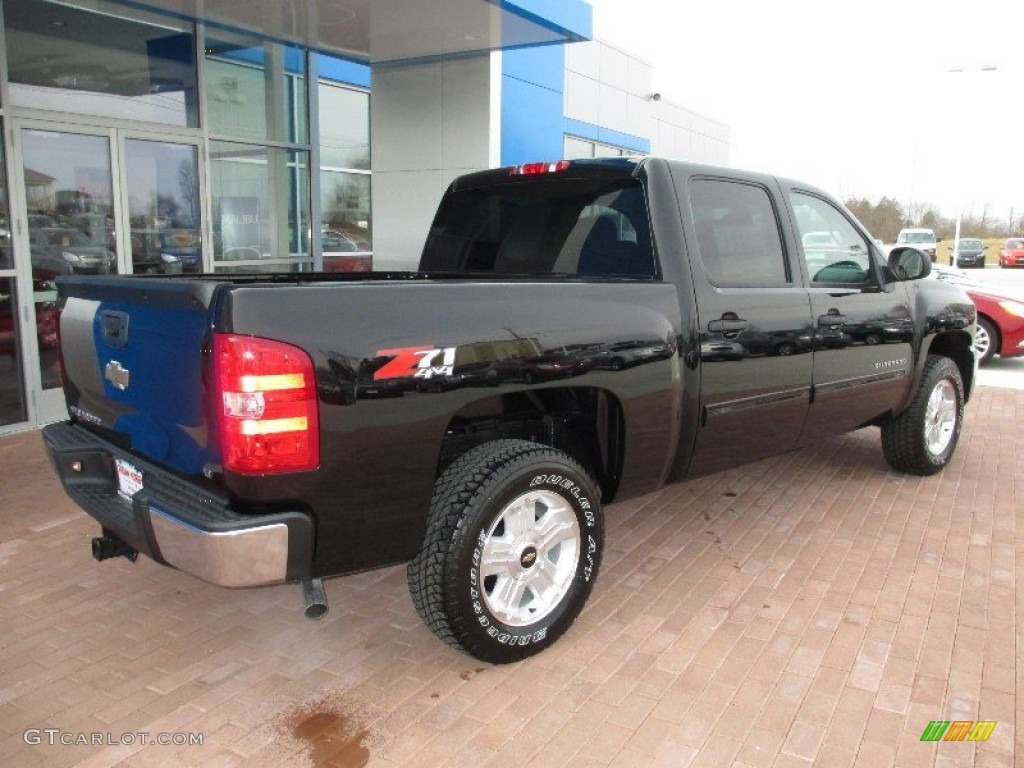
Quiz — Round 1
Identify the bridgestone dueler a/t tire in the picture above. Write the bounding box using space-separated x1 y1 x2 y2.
881 355 964 476
407 440 603 663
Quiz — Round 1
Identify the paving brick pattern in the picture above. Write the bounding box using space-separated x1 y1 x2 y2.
1 385 1021 767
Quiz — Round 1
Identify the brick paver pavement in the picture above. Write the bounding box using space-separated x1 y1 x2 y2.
1 385 1021 767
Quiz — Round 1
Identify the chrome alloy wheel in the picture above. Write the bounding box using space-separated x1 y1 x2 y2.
479 490 581 627
973 324 991 361
925 379 957 456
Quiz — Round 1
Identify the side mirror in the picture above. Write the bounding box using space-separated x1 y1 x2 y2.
888 246 932 280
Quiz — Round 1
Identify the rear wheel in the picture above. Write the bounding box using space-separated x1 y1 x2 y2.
408 440 603 663
881 355 964 475
973 316 998 366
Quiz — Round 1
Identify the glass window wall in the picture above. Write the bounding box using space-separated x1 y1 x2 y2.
204 33 307 144
318 81 371 270
319 84 369 170
124 139 201 274
209 141 310 268
4 0 198 127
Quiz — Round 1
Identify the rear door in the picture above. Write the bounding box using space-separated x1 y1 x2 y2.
782 188 914 442
675 169 814 476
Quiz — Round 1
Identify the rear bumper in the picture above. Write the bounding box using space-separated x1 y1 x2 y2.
42 422 313 588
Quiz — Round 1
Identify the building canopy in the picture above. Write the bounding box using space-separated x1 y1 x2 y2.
129 0 592 63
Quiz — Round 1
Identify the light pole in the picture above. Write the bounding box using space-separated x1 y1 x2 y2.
947 64 998 266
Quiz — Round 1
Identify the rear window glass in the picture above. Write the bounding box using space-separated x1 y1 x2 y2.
420 178 656 277
689 178 789 287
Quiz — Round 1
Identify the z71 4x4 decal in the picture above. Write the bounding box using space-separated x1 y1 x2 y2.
374 346 457 380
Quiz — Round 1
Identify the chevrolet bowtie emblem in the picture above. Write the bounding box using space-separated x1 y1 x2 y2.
105 360 131 390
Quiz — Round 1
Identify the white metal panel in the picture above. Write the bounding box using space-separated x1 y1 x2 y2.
440 56 492 172
565 38 600 77
370 169 444 270
371 61 444 173
597 83 629 135
564 71 600 125
598 43 629 92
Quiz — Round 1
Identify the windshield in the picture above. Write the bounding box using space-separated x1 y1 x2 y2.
958 239 981 249
1008 239 1024 249
46 230 91 247
902 232 935 244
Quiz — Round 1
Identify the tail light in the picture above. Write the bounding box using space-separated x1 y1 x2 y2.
213 333 320 474
510 160 570 176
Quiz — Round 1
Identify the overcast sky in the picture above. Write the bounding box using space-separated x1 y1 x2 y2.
588 0 1024 222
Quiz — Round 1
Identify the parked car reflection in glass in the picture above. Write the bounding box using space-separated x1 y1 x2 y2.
322 229 372 273
131 229 201 274
30 227 115 275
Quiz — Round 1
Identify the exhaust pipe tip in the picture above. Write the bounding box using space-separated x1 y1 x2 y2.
302 577 328 620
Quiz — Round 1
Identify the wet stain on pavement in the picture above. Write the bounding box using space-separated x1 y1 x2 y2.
282 697 371 768
458 667 486 682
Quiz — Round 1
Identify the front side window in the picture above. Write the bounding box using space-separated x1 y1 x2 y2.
791 192 872 284
421 178 656 278
689 179 788 287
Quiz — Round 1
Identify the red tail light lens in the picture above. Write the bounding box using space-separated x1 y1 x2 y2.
213 333 320 474
510 160 570 176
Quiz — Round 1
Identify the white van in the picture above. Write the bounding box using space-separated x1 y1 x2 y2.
896 228 939 262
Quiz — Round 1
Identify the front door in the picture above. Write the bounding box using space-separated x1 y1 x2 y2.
11 122 203 426
783 188 914 442
681 173 815 477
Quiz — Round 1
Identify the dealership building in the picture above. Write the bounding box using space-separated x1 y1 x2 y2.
0 0 730 432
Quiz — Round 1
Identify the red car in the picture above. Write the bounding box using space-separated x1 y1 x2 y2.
999 238 1024 268
930 264 1024 364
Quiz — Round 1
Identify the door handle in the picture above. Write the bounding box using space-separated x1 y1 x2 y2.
818 313 847 326
708 318 750 333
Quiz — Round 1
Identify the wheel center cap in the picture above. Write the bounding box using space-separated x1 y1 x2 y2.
519 546 539 569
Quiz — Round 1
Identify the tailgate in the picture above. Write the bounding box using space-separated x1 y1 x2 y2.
58 276 222 476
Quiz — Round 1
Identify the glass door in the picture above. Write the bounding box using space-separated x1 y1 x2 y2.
0 127 29 430
11 123 204 426
13 124 121 424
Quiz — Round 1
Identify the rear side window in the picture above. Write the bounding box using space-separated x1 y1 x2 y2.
689 179 789 287
420 178 656 277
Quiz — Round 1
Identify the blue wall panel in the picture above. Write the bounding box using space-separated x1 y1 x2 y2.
490 0 592 40
501 74 565 165
316 53 371 88
564 118 651 154
501 44 565 166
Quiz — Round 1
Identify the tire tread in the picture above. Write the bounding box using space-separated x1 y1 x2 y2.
408 439 596 660
881 354 963 476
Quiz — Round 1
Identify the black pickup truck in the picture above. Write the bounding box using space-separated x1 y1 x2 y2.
43 158 976 663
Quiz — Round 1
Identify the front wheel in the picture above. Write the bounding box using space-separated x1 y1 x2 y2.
974 316 998 366
881 355 964 475
408 440 603 663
